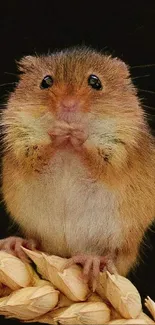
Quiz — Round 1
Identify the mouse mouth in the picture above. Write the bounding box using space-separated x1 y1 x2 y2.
56 98 83 123
57 110 83 124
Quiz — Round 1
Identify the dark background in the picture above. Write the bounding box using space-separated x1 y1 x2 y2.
0 1 155 323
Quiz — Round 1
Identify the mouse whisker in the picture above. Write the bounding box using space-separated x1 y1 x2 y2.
0 82 17 87
143 105 155 111
138 89 155 95
0 103 45 108
132 75 150 80
4 72 19 77
131 64 155 69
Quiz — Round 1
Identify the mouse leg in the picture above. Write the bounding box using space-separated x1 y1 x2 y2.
63 253 117 291
0 236 38 263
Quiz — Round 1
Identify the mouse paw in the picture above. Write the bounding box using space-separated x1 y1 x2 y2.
48 121 72 147
70 124 88 150
0 236 39 263
63 253 117 291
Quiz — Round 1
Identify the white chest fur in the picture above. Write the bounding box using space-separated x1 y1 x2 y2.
10 149 123 257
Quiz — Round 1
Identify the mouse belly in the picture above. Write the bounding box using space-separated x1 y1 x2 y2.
2 152 123 257
4 173 123 258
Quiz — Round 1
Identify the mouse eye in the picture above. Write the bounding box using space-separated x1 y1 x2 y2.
88 74 102 90
40 75 53 89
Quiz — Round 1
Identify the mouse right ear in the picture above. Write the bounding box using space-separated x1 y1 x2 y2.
17 56 37 73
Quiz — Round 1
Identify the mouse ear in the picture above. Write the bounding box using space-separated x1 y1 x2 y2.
17 56 37 73
112 57 130 78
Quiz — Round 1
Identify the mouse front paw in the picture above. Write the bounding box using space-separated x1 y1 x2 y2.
69 124 88 150
0 236 39 263
48 121 88 150
48 120 72 147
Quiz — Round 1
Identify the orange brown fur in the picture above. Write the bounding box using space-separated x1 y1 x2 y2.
1 47 155 276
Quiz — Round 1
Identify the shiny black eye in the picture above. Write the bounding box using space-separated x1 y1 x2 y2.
40 75 53 89
88 74 102 90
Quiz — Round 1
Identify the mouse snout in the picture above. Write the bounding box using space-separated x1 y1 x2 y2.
60 98 79 112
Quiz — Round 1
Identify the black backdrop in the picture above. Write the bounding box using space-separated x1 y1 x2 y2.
0 1 155 323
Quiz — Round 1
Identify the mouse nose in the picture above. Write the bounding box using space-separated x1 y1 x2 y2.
60 98 78 112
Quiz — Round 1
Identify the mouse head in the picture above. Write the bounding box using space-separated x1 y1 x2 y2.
15 48 138 119
5 48 147 156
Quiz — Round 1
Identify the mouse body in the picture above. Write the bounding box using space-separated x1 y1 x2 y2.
1 48 155 281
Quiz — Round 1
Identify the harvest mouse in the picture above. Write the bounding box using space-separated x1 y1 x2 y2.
1 47 155 287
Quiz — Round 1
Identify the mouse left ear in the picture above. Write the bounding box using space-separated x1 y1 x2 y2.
17 55 38 73
113 57 130 78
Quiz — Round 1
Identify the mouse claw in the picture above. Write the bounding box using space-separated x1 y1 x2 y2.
63 254 117 290
0 237 39 263
92 278 97 292
58 259 72 273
